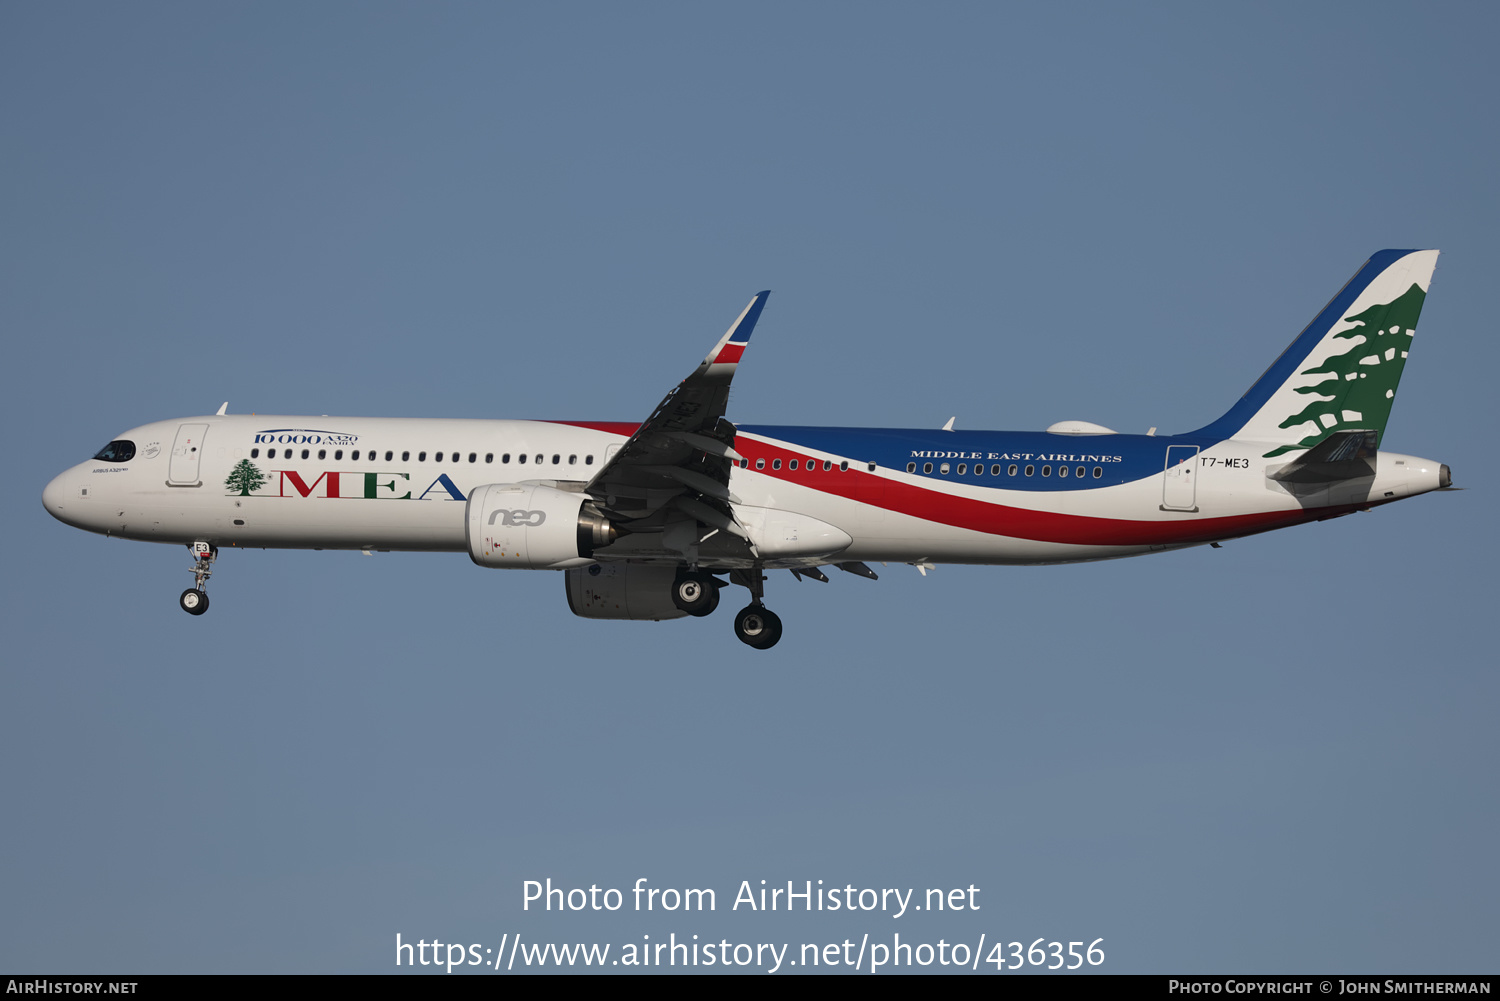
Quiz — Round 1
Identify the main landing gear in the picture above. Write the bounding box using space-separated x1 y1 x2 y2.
671 565 784 649
732 604 782 650
670 569 721 618
728 568 782 650
180 542 216 616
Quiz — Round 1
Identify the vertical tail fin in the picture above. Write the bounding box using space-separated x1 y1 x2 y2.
1193 249 1438 456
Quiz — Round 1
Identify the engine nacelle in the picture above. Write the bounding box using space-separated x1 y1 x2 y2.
564 563 688 620
465 483 616 569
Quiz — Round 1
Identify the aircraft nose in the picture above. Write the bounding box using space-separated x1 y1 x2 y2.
42 472 68 519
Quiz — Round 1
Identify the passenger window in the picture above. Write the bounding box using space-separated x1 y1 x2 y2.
789 460 798 470
957 463 967 475
401 451 410 462
250 448 260 459
840 461 848 471
974 464 983 476
1059 465 1069 478
552 454 560 465
1007 464 1017 476
1025 464 1034 476
1076 466 1085 478
470 453 478 463
756 458 765 469
568 455 577 465
923 462 933 474
519 453 527 464
335 449 343 460
502 453 511 463
418 451 427 462
1093 466 1102 478
301 448 310 459
823 461 832 471
867 462 876 472
1042 465 1051 477
535 454 543 464
385 451 394 461
318 449 327 460
772 459 781 470
940 463 950 474
435 452 443 462
907 462 916 473
485 453 493 463
586 455 594 465
351 450 360 461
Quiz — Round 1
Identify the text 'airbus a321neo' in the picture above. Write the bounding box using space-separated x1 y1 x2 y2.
43 250 1452 649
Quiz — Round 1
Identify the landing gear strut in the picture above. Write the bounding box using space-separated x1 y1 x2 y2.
729 567 782 650
671 569 721 617
180 542 216 616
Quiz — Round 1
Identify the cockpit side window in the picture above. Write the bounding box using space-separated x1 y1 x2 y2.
92 440 136 462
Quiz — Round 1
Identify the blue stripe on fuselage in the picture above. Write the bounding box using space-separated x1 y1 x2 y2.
735 425 1219 491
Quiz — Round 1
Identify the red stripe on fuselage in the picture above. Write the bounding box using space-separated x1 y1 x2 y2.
733 436 1360 547
543 421 642 436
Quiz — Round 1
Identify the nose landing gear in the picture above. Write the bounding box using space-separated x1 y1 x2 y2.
180 542 216 616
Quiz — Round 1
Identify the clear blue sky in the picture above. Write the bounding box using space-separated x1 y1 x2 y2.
3 2 1495 973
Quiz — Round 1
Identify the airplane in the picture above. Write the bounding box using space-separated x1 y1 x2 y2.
42 249 1451 650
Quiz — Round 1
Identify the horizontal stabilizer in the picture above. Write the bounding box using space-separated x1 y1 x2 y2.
1268 429 1378 483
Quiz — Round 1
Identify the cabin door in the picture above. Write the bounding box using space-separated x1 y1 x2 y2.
1161 445 1199 511
169 423 209 485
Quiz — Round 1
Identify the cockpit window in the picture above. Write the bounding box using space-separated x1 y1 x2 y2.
92 440 135 462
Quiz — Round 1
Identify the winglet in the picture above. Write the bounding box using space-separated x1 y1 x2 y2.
695 291 770 379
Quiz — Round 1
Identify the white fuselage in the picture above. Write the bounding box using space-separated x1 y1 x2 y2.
42 414 1446 569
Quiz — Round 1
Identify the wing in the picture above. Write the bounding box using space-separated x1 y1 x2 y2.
584 292 770 558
